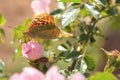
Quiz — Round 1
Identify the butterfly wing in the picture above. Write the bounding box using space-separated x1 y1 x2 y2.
27 13 61 39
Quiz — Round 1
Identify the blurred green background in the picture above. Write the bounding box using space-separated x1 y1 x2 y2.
0 0 120 75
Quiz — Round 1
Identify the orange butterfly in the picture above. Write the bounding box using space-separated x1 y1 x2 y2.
24 13 72 39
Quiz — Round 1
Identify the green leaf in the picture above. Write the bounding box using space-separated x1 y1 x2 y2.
0 14 6 26
0 60 5 73
13 19 31 41
61 8 79 28
80 8 88 17
116 0 120 3
85 55 95 71
84 2 100 19
0 28 5 37
107 7 117 15
94 0 107 6
13 44 22 61
89 72 118 80
13 25 25 41
23 19 32 27
50 9 63 15
76 59 87 73
58 45 67 51
58 0 82 3
1 77 8 80
66 50 80 59
66 40 72 46
79 34 87 42
89 35 96 43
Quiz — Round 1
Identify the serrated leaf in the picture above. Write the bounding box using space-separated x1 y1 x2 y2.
80 59 87 73
95 0 107 6
84 2 100 19
0 28 5 37
0 14 6 26
61 8 79 28
0 60 5 73
85 55 95 71
76 59 87 73
89 72 117 80
58 0 82 3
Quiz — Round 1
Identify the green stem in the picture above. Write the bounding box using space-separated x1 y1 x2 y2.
29 61 40 70
104 58 117 73
82 46 87 60
68 58 78 72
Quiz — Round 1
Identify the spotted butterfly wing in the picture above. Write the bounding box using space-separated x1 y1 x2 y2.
24 13 61 39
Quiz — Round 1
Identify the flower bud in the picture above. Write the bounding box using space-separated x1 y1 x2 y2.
22 41 44 61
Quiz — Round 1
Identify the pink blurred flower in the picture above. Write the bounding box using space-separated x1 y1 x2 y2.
31 0 51 15
70 72 87 80
22 41 44 61
9 66 65 80
9 73 20 80
9 67 44 80
45 66 65 80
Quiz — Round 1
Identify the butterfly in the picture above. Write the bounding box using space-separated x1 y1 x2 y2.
23 13 72 39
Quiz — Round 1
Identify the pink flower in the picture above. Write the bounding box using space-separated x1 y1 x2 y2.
9 67 44 80
9 66 65 80
70 72 87 80
22 41 44 61
45 66 65 80
9 73 20 80
31 0 51 15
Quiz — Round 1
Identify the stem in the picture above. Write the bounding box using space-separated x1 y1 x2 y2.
29 61 40 70
104 58 117 73
82 46 87 60
68 58 78 72
93 16 109 27
104 59 110 71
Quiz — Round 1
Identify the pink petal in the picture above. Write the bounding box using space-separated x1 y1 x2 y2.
22 41 44 61
31 0 51 15
9 73 20 80
22 43 31 58
46 66 65 80
19 67 45 80
70 73 87 80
